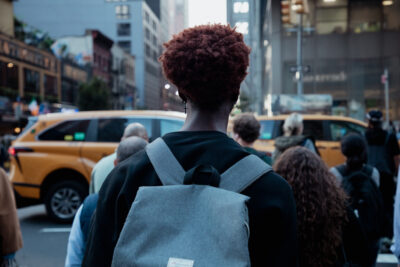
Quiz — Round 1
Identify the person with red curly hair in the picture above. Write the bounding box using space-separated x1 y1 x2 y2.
82 24 298 267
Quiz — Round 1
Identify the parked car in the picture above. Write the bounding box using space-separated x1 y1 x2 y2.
252 115 368 167
9 110 186 222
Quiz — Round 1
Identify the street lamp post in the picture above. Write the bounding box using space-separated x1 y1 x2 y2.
296 12 303 96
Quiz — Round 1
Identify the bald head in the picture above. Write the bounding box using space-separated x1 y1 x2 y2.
122 123 148 141
116 136 148 164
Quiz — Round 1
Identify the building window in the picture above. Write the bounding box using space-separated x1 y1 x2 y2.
145 44 151 57
117 23 131 36
145 11 150 23
152 20 157 31
0 61 19 91
118 41 131 53
349 2 382 33
152 34 157 46
116 5 130 19
153 50 158 62
24 69 40 96
44 75 58 102
145 28 150 40
383 1 400 31
316 7 348 34
235 22 249 35
233 1 249 13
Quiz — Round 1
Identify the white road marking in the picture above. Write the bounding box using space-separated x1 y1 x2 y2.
40 228 71 233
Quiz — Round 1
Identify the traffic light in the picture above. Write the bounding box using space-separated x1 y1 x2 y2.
281 1 291 25
292 0 309 14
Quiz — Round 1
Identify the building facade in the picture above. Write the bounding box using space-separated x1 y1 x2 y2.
228 0 400 122
14 0 165 110
111 44 135 110
161 0 188 112
227 0 265 114
61 61 89 106
52 30 115 104
0 0 14 37
0 32 60 111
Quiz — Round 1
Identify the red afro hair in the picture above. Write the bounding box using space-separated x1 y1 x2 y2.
159 24 250 109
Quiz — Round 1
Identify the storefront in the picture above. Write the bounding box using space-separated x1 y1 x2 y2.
0 32 61 134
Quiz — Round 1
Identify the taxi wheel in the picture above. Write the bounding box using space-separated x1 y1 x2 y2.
44 180 87 223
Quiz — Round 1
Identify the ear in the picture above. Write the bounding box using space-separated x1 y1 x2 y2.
114 159 118 166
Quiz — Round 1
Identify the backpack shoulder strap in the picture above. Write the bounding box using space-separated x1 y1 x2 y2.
220 154 272 193
362 164 374 177
145 138 185 185
336 164 347 177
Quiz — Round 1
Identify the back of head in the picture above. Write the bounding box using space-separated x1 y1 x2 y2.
367 110 383 129
123 123 148 141
233 113 260 144
273 146 347 267
341 133 367 170
116 136 148 163
159 24 251 110
283 113 303 136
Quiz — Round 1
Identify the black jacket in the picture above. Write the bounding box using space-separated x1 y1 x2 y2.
82 131 299 267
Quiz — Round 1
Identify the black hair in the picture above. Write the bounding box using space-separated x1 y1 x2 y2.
341 133 368 170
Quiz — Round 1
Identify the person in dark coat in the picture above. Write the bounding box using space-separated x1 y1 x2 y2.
82 24 298 267
365 110 400 240
272 113 318 162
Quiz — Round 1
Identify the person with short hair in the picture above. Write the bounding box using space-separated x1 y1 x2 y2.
274 146 369 267
89 123 148 194
83 24 298 267
233 113 271 164
272 113 317 162
65 136 148 267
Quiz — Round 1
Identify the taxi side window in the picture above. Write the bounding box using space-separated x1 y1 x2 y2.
38 120 90 141
303 121 325 140
277 120 325 140
160 119 184 136
259 120 275 140
97 118 127 142
329 121 365 141
97 117 153 142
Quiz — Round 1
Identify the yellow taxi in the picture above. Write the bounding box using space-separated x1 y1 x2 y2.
252 115 368 167
9 110 186 222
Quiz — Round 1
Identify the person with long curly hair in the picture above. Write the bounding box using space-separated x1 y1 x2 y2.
82 24 298 267
274 146 370 267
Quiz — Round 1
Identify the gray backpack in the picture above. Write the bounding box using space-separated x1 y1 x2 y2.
112 138 272 267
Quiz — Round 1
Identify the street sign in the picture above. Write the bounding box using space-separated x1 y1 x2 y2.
289 65 311 73
381 73 387 84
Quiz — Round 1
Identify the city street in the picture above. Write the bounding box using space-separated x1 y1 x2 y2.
15 204 399 267
16 205 70 267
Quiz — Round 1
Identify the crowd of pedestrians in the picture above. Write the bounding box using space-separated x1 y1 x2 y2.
1 23 400 267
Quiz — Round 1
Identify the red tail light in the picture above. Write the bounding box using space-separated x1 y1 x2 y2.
8 147 33 156
8 147 15 156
